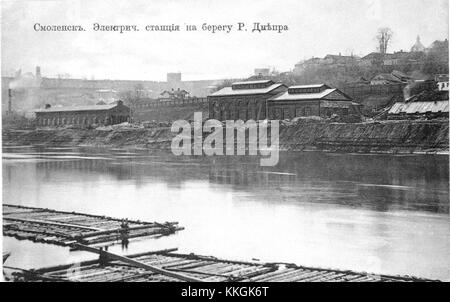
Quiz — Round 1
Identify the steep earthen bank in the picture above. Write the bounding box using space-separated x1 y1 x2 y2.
279 120 449 153
2 120 449 154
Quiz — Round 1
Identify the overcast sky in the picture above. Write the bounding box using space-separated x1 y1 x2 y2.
1 0 448 81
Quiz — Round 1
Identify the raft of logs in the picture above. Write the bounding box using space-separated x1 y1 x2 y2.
3 204 183 247
7 244 438 282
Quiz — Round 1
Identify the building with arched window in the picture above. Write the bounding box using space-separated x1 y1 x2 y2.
208 80 287 121
267 84 360 119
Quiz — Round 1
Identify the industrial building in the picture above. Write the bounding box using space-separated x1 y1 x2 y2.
35 100 130 127
208 80 287 121
388 90 449 119
267 84 359 119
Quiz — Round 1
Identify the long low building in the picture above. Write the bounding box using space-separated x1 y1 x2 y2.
388 100 449 119
35 100 130 127
267 84 360 119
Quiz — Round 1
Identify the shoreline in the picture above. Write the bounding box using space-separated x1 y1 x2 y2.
2 119 449 156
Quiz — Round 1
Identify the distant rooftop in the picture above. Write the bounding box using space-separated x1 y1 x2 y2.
35 102 124 113
288 84 330 89
287 84 331 95
231 79 273 86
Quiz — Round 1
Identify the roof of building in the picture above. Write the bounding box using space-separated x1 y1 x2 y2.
288 84 330 89
435 74 449 82
268 88 350 101
321 100 354 108
391 70 410 80
231 79 273 86
389 101 449 114
211 82 285 97
35 103 123 113
324 54 360 62
361 52 384 60
371 73 405 83
406 90 449 102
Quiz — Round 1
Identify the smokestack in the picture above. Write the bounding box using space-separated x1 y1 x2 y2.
8 89 12 115
36 66 41 78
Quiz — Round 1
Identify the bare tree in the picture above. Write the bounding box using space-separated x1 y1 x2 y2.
376 27 393 55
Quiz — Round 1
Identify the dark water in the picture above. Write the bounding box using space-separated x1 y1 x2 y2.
2 146 450 280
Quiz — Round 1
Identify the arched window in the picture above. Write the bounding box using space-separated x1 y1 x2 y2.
305 107 312 116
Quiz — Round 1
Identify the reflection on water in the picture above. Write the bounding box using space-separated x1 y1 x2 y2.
2 146 450 280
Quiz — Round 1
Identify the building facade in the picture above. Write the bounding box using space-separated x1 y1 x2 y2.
208 80 287 121
267 84 359 119
35 100 130 127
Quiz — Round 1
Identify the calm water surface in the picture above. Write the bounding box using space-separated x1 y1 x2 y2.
2 146 450 280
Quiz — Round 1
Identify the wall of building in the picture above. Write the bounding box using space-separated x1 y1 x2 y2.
208 86 287 121
267 100 320 119
36 105 130 127
208 95 268 121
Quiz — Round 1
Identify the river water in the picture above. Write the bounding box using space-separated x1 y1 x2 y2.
2 146 450 280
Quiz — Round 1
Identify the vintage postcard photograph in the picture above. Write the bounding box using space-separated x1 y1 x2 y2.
1 0 449 289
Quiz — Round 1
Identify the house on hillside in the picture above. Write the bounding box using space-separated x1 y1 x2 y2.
293 57 325 74
435 74 449 91
160 88 190 101
370 71 411 85
323 54 360 65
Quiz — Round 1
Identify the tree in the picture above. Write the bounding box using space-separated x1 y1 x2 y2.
422 39 449 74
376 27 393 54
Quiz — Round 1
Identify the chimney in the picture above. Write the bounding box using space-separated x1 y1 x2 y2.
8 89 12 115
36 66 41 78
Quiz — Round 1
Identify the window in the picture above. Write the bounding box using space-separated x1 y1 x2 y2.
305 107 311 116
274 108 282 119
283 108 291 119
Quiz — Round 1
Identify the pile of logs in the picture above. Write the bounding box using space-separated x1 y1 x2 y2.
3 204 183 247
8 245 438 282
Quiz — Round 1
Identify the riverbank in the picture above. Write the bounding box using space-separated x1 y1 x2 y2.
2 119 449 154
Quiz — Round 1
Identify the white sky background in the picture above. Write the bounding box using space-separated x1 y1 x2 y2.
1 0 449 81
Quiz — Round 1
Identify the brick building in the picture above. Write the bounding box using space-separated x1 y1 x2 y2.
267 84 359 119
35 100 130 127
208 80 287 121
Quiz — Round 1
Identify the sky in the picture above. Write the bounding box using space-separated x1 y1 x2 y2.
1 0 449 81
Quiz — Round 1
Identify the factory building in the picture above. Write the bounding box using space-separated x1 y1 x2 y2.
35 100 130 127
208 80 287 121
267 84 359 119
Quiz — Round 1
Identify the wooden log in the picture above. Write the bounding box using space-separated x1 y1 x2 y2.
35 248 178 274
3 217 101 231
72 244 204 282
76 223 178 239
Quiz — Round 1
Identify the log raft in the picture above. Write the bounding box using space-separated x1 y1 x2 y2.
8 244 439 282
3 204 183 247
